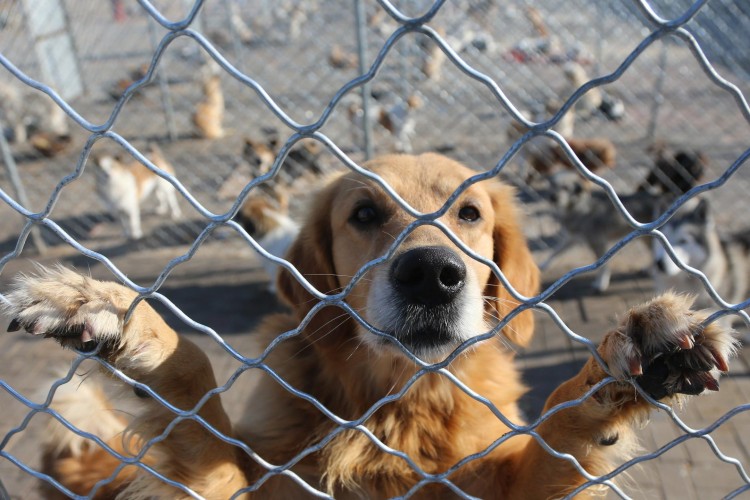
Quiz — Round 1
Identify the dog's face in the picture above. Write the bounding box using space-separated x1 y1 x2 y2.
655 199 712 276
237 191 288 237
278 153 539 360
243 138 277 174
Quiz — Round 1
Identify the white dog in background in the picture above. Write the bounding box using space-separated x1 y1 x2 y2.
93 145 182 240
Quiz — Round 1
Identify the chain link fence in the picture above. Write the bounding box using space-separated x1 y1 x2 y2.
0 0 749 498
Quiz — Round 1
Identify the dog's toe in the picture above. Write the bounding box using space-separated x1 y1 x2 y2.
4 266 126 352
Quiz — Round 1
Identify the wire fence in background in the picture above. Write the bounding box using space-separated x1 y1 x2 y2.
0 0 749 498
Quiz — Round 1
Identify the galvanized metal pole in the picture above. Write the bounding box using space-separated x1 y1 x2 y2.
147 17 179 141
354 0 373 160
222 0 247 72
0 119 47 255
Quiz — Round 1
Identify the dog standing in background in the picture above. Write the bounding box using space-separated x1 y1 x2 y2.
236 188 299 293
347 92 422 153
544 170 659 292
655 198 750 324
192 74 225 140
93 144 182 240
639 142 707 197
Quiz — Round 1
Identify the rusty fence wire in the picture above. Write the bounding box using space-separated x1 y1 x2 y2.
0 0 749 498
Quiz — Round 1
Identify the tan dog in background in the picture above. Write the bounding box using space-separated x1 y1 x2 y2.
6 153 736 498
192 74 225 139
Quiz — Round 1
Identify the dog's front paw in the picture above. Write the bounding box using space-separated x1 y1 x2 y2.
4 266 132 354
599 293 738 400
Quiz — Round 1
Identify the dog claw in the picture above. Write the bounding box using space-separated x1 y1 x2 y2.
677 333 694 350
81 328 94 343
628 356 643 376
703 374 720 392
7 318 21 332
708 345 730 372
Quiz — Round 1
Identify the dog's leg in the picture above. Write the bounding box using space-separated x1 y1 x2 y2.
154 181 182 220
591 240 612 293
4 266 249 497
591 263 611 293
121 195 143 240
506 293 736 498
166 186 182 220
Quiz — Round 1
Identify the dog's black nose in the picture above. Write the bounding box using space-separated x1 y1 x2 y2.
390 246 467 306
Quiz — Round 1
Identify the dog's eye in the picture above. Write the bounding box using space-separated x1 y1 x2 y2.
351 204 379 226
458 205 481 222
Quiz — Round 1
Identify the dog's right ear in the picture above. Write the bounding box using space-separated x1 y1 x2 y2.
276 178 340 317
484 181 540 347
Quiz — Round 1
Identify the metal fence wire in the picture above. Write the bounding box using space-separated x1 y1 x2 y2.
0 0 750 498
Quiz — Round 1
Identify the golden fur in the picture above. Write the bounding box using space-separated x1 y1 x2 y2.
193 75 225 140
4 153 736 499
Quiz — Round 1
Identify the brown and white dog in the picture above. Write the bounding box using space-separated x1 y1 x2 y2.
639 141 708 198
93 145 182 240
5 154 736 498
236 189 299 294
348 93 423 153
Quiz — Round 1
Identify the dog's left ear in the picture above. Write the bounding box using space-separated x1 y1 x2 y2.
484 182 540 347
276 178 340 318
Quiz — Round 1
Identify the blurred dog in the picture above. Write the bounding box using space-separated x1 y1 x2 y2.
218 135 327 202
93 145 181 240
328 44 357 70
192 74 225 139
540 136 616 176
348 92 422 153
508 123 616 182
563 62 625 121
639 142 707 197
655 198 750 322
544 170 658 292
506 101 616 182
236 189 299 293
0 82 72 157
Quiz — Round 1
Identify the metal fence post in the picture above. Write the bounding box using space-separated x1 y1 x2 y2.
646 41 668 142
222 0 246 73
354 0 373 160
0 118 47 255
147 16 179 141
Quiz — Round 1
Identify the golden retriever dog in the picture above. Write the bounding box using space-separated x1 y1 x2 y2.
5 153 736 498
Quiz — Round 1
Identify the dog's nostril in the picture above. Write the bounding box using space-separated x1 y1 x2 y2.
391 246 467 306
392 258 423 285
440 265 463 288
